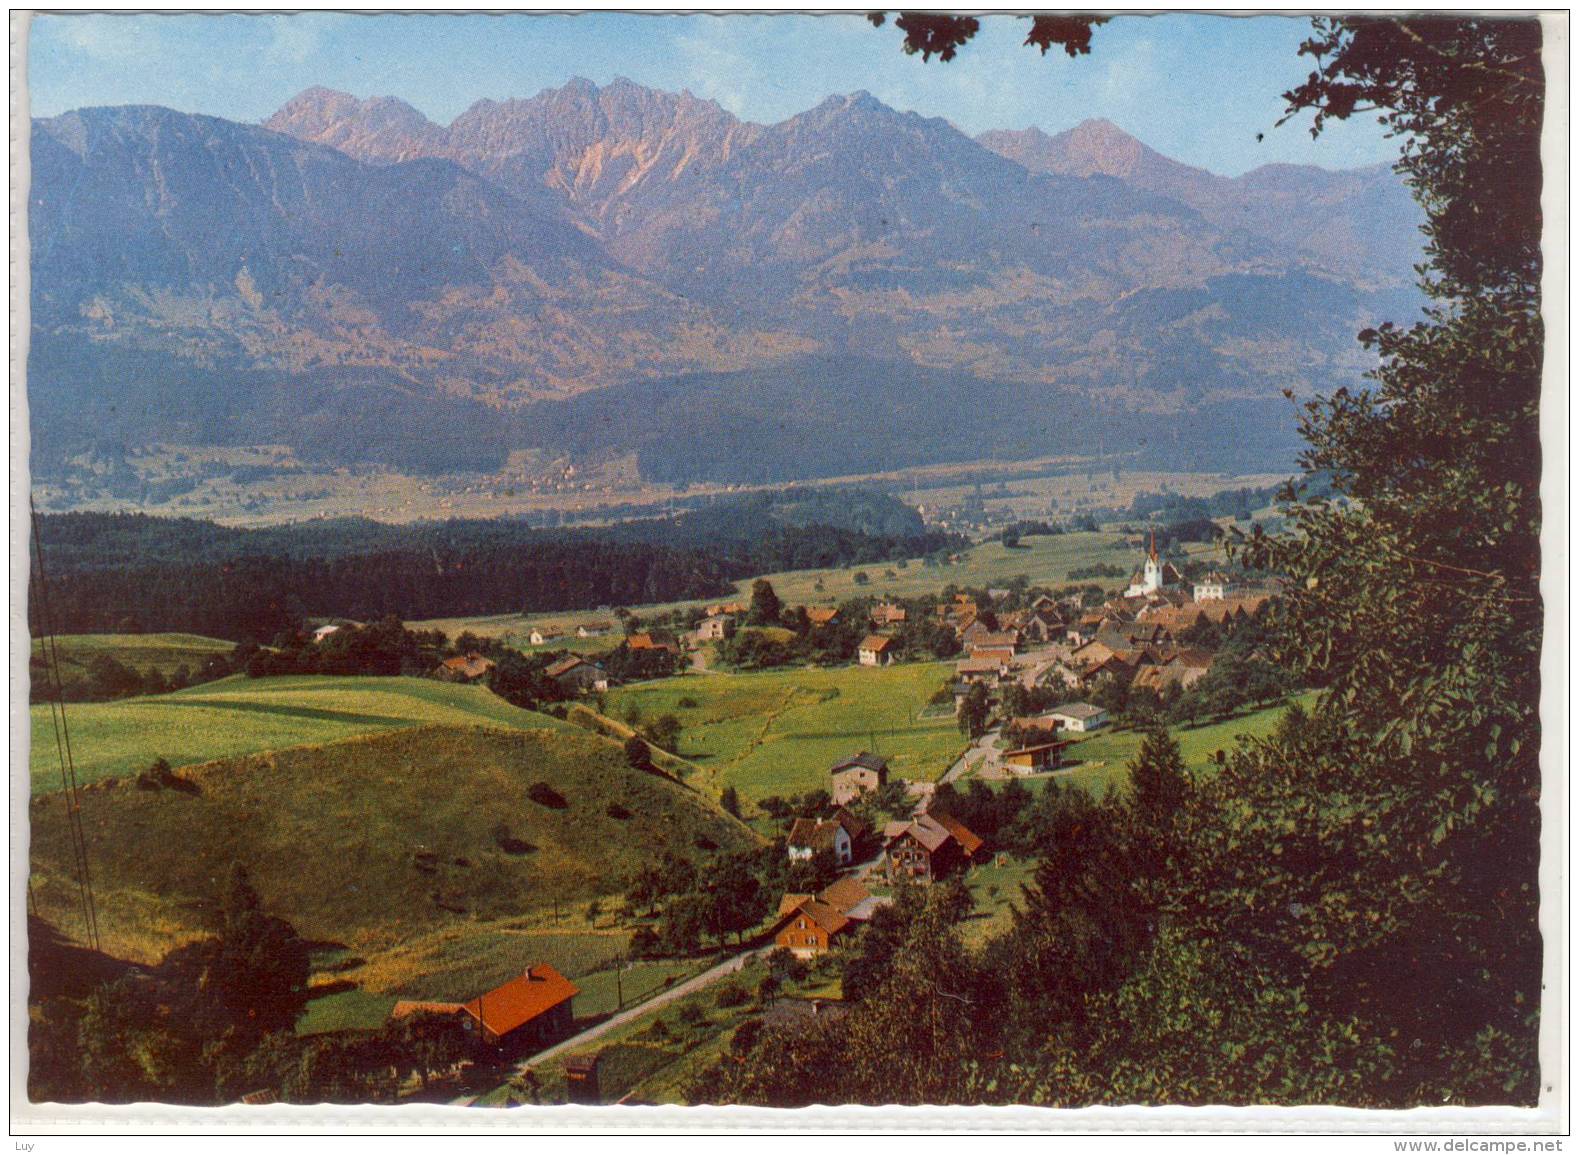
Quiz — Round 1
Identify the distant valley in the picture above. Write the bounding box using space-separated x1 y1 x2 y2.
28 79 1424 494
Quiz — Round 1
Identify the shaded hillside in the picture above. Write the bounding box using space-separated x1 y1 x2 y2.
29 726 758 963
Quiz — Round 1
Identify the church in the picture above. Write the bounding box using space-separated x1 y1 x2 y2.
1125 532 1185 598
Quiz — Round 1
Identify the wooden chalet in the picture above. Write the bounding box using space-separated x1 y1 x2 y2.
883 811 984 883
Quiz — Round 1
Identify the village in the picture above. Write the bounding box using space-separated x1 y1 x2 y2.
269 531 1288 1105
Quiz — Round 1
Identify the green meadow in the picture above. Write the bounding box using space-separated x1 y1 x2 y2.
29 632 237 680
1051 692 1321 797
28 674 574 793
603 661 966 806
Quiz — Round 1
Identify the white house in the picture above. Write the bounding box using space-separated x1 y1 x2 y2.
528 628 562 646
788 819 852 865
312 624 342 643
1048 702 1110 732
695 616 727 643
576 621 613 638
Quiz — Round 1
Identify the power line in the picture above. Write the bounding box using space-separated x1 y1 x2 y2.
29 501 101 952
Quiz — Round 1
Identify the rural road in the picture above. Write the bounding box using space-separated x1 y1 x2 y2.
941 726 1002 784
452 946 764 1106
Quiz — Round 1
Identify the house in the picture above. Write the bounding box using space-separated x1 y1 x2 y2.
463 965 579 1058
806 607 841 627
628 633 678 655
883 811 984 883
960 620 1019 651
858 634 895 667
391 964 578 1059
1003 740 1068 773
1005 713 1064 745
1020 610 1063 645
437 652 495 683
830 752 888 805
969 646 1016 667
1049 703 1110 732
311 623 345 644
773 878 887 958
528 628 563 646
987 588 1012 602
705 602 748 618
956 656 1008 684
576 621 614 638
870 602 908 628
1194 572 1237 602
694 616 728 642
786 809 866 865
546 656 608 694
1133 649 1215 695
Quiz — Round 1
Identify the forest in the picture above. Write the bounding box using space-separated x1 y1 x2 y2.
30 493 960 640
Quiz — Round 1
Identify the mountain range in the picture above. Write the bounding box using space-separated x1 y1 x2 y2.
28 78 1425 480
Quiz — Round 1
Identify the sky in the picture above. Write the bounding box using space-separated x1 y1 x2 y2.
24 11 1399 177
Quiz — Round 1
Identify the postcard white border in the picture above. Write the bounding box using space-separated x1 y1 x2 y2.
7 5 1569 1136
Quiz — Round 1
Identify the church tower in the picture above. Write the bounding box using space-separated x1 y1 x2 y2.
1142 530 1162 594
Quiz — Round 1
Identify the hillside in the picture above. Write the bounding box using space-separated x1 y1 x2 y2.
31 632 234 681
29 725 757 967
26 674 573 792
29 80 1424 487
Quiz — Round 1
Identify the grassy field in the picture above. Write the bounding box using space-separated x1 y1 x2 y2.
30 725 756 968
603 662 966 805
1054 692 1321 797
31 632 236 681
27 674 575 793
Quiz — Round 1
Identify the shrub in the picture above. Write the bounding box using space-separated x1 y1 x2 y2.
623 736 651 770
527 782 568 809
714 983 749 1009
676 1002 706 1027
677 696 699 709
606 802 633 821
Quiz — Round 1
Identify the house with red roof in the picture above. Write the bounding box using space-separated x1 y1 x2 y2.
389 963 579 1060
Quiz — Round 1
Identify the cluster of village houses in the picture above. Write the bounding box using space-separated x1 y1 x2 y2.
936 538 1274 771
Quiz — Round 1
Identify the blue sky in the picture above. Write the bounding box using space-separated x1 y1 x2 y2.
26 11 1398 177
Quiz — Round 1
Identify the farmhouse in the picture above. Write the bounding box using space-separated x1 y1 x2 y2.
546 656 609 694
773 878 885 958
706 602 748 618
830 752 888 805
806 607 841 627
694 616 728 642
436 652 495 683
1049 703 1109 732
390 964 578 1060
464 965 579 1057
883 811 984 884
786 809 865 865
576 621 614 638
528 628 563 646
858 634 895 667
628 633 679 654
